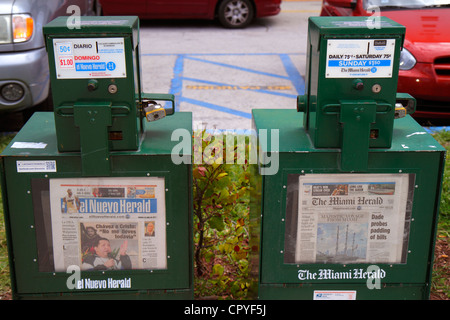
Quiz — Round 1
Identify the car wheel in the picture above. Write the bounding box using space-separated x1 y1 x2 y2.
218 0 254 29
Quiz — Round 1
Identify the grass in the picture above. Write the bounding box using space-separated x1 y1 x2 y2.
430 130 450 299
433 130 450 238
0 129 448 299
0 134 14 297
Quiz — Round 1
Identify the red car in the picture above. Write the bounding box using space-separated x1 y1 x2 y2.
99 0 281 28
321 0 450 124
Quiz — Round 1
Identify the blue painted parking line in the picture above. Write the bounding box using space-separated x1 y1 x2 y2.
170 54 185 112
144 53 304 117
424 126 449 133
181 97 252 119
184 55 291 80
280 53 305 95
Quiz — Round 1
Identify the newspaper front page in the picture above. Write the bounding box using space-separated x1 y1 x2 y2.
49 177 166 272
294 174 411 264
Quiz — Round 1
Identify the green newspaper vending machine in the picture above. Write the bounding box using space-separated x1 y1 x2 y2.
251 17 446 300
0 16 193 299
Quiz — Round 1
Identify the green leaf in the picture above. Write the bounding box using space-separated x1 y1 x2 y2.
217 172 228 179
209 216 224 231
219 188 229 201
238 259 249 272
212 264 224 277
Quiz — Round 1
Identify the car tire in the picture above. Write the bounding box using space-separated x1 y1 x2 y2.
94 0 103 16
88 0 103 16
218 0 254 29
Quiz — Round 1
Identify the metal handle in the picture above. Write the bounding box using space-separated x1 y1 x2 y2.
55 106 74 117
55 105 130 117
322 102 392 115
111 105 131 117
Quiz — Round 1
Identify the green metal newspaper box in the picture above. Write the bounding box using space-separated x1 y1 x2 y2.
0 16 193 299
251 17 446 300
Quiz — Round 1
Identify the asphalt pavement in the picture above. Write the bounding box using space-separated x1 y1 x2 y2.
138 0 321 131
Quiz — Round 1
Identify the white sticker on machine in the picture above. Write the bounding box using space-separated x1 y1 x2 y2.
53 38 126 79
314 290 357 300
17 160 57 173
326 39 396 78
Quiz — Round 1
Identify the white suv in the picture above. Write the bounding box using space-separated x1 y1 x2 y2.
0 0 99 113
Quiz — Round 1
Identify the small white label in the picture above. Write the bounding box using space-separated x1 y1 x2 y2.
53 38 126 79
313 290 357 300
17 160 57 173
11 142 47 149
326 39 395 78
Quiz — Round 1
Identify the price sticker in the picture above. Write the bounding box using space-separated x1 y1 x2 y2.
56 42 73 55
59 56 74 69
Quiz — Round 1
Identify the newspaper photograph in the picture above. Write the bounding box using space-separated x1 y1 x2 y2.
294 174 411 264
49 177 167 272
